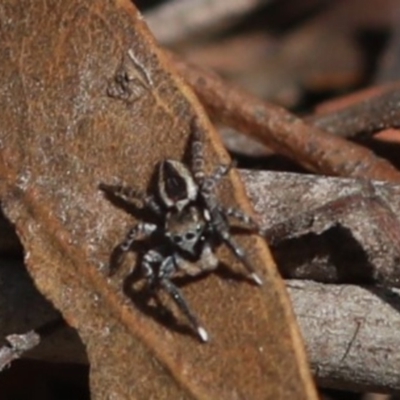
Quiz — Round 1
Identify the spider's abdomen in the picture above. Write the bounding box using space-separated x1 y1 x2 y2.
158 160 198 210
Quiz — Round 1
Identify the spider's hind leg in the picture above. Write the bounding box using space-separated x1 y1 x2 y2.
110 222 158 276
191 118 206 184
220 231 263 286
200 162 235 204
100 183 162 216
220 206 262 233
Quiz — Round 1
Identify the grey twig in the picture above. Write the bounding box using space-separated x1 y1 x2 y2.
0 330 40 372
0 258 86 364
144 0 272 44
288 280 400 393
242 170 400 287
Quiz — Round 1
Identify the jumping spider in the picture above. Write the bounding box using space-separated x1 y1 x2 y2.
100 119 264 342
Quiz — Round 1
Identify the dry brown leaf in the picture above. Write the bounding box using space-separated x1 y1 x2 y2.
0 1 317 399
375 129 400 144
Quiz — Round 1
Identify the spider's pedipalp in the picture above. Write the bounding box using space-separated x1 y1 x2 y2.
199 242 219 271
119 222 157 252
142 248 163 280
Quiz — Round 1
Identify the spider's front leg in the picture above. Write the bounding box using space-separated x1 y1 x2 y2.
159 255 209 342
141 248 163 288
109 222 158 276
195 242 219 272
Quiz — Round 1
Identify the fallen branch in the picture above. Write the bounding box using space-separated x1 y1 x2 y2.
306 84 400 138
171 53 400 181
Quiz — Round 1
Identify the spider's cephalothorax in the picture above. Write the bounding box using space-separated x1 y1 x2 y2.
100 118 263 342
165 205 206 255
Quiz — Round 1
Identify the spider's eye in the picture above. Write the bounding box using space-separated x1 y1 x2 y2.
173 235 182 244
185 232 195 241
196 224 203 232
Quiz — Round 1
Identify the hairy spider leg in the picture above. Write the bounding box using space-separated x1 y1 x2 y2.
100 183 162 215
204 204 263 285
200 163 263 285
119 222 157 252
219 206 261 233
191 119 206 183
159 255 209 342
190 118 236 198
220 230 263 286
200 162 236 202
